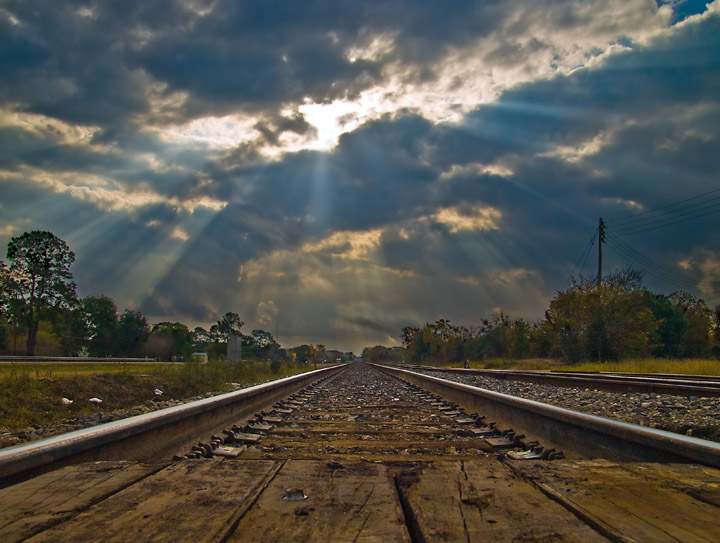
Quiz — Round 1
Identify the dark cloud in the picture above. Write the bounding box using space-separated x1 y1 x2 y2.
2 0 649 127
253 112 318 146
339 315 406 336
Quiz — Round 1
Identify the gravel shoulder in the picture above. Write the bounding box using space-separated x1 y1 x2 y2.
416 368 720 443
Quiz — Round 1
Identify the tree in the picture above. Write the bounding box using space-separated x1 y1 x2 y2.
362 345 405 363
147 322 193 361
78 295 118 357
1 231 77 355
50 306 84 356
645 294 688 358
245 329 281 359
402 326 427 363
289 344 313 363
315 343 327 365
541 278 655 362
249 329 274 348
192 327 212 349
216 312 244 342
669 292 713 358
713 305 720 358
0 314 8 352
116 309 150 357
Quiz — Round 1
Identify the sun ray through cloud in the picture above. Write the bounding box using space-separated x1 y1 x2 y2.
1 0 719 352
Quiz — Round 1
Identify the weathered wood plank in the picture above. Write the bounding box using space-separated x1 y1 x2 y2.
0 461 163 543
506 459 720 543
227 459 411 543
23 459 280 543
621 462 720 508
397 459 608 542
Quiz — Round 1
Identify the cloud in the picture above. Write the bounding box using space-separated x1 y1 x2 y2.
170 226 190 241
256 300 279 328
0 165 227 214
1 1 719 351
0 108 101 146
432 205 502 233
301 229 382 259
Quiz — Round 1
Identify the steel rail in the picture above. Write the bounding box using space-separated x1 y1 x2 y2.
555 370 720 383
0 356 163 364
403 365 720 397
375 364 720 468
0 364 347 488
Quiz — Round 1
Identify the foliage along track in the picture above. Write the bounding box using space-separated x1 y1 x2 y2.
2 363 720 542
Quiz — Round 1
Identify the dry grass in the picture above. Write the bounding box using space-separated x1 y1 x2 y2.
0 363 165 379
0 360 315 434
429 358 564 370
433 358 720 376
474 358 565 370
556 358 720 376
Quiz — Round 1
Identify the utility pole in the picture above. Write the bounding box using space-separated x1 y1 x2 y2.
596 217 605 288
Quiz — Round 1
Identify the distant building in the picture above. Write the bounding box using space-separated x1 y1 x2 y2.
192 352 208 364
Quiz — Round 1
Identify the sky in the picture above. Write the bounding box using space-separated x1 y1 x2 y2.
1 0 719 353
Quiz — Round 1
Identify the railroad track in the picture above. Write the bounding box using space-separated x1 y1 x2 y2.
1 363 720 542
405 365 720 397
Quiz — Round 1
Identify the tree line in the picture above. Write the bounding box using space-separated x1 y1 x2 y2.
401 269 720 364
0 231 350 362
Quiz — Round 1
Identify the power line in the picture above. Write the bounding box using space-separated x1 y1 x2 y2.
564 227 597 288
608 201 720 236
609 196 720 228
579 236 595 276
605 236 720 293
605 237 698 287
608 187 720 225
605 241 698 292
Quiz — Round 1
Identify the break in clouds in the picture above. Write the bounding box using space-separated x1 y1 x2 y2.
1 0 719 351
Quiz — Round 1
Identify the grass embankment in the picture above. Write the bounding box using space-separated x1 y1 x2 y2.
433 358 720 376
556 359 720 376
0 360 314 434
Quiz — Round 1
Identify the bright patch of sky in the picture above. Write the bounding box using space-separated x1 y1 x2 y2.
145 1 687 157
155 114 259 150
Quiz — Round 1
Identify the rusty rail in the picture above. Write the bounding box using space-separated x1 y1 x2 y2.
375 364 720 468
401 365 720 397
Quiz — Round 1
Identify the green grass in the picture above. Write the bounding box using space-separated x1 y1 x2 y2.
0 360 315 435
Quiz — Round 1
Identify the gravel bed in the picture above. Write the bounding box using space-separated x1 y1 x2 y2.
416 369 720 443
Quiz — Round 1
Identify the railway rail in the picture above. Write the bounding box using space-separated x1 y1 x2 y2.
0 355 162 364
405 365 720 397
1 362 720 542
0 364 345 486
